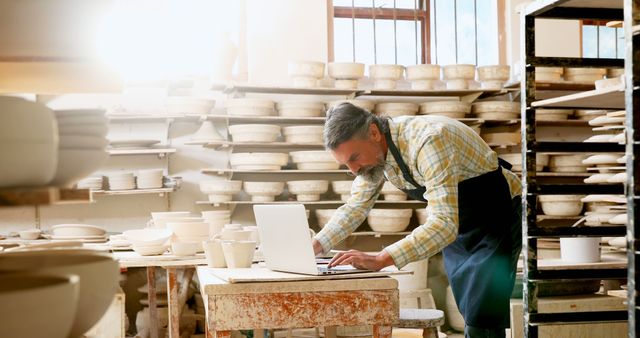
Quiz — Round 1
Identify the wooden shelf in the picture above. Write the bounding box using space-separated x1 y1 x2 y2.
107 114 189 123
92 187 175 196
532 85 625 109
108 148 177 156
222 84 360 96
202 168 351 175
349 231 411 237
537 215 583 221
196 114 327 124
196 200 427 206
356 89 505 99
200 141 325 149
505 81 596 92
0 187 91 206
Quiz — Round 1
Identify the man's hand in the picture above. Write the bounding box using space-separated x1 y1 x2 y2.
328 249 395 271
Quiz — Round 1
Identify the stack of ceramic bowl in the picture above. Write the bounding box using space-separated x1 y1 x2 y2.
369 64 405 90
476 65 510 89
50 224 108 243
166 97 215 115
287 180 329 201
471 101 520 120
76 176 103 190
328 100 376 113
277 101 325 117
282 126 324 144
228 124 280 142
328 62 365 89
290 150 340 170
375 102 419 117
367 209 412 232
419 101 470 118
315 209 338 228
583 153 626 185
229 152 289 170
202 210 231 236
199 180 242 202
538 195 585 216
0 97 59 188
149 211 192 228
226 98 275 116
123 228 173 256
107 172 136 190
137 169 164 189
481 126 521 145
536 109 573 121
288 61 325 88
242 182 285 202
442 64 476 90
548 154 588 173
166 220 209 251
381 182 408 201
331 180 354 201
581 195 626 226
535 67 563 82
406 64 441 90
499 153 549 172
190 121 224 143
564 67 606 83
53 109 109 187
415 208 428 224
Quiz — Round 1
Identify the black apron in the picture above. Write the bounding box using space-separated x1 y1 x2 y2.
383 128 522 331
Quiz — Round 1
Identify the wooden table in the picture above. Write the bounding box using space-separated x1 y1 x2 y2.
197 266 399 338
115 251 207 338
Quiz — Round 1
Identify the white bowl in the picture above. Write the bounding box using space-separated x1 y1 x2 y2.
419 101 470 118
0 141 57 188
290 150 340 170
133 244 168 256
481 130 521 145
282 126 324 144
446 79 470 90
59 135 108 149
499 153 549 172
406 64 441 80
328 62 365 79
0 249 119 338
230 153 289 170
369 64 405 80
410 80 439 90
123 228 173 246
226 99 275 116
415 208 428 224
472 101 520 114
166 97 215 115
167 222 210 238
328 100 376 112
138 169 164 180
228 124 281 143
331 180 353 195
243 182 285 202
315 209 337 228
549 154 588 168
381 182 407 201
199 180 242 194
221 240 256 268
0 97 57 142
171 241 200 256
442 64 476 80
277 101 325 117
19 229 42 240
287 180 329 201
477 65 510 81
375 103 419 117
51 224 106 237
51 149 108 187
0 273 79 338
367 209 412 232
539 195 585 216
288 61 325 78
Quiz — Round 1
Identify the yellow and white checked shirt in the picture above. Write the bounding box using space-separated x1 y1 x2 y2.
315 115 522 268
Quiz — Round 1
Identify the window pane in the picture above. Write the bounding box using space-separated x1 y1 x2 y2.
599 26 617 58
582 25 598 58
397 20 421 65
456 0 477 65
395 0 421 9
476 0 499 65
354 18 376 73
334 18 355 62
333 0 354 6
617 28 624 58
375 19 396 64
433 0 457 65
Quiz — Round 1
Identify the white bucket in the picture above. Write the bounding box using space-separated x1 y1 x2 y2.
560 237 601 263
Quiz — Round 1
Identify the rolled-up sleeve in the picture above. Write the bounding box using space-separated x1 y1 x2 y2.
384 132 459 268
314 174 383 253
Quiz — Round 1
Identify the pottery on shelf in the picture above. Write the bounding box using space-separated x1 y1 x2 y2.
367 208 412 232
419 101 471 119
471 101 520 120
228 124 281 143
282 125 324 144
560 237 601 263
242 181 285 202
229 152 289 171
535 67 563 82
369 64 405 89
477 65 510 82
539 195 585 216
375 103 420 118
381 182 408 201
290 150 340 170
288 61 325 88
548 154 588 173
315 209 338 228
199 180 242 202
328 62 365 89
499 153 549 172
226 98 275 116
287 180 329 201
415 208 428 224
442 64 476 80
331 180 354 201
277 101 325 117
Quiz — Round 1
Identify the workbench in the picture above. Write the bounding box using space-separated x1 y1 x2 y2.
196 266 400 338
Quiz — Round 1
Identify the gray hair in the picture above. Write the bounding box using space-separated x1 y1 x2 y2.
324 103 388 150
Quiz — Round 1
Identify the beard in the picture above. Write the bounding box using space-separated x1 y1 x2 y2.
357 153 386 181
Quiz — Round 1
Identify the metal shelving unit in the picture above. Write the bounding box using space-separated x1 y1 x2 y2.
521 1 628 336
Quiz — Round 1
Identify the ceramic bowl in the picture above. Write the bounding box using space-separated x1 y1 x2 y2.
0 97 57 142
282 126 324 144
442 64 476 80
472 101 520 114
328 62 365 79
539 195 585 216
226 99 275 116
199 180 243 194
138 169 164 180
406 64 441 80
331 180 354 201
499 153 549 172
277 101 325 117
477 65 510 81
19 229 42 240
0 249 120 338
221 240 256 268
288 61 325 78
290 150 340 170
410 80 439 90
171 241 200 256
381 182 408 201
123 228 173 246
375 103 420 117
445 79 471 90
328 100 376 113
367 209 412 232
242 182 285 202
166 97 215 115
51 149 108 187
191 121 224 142
419 101 471 118
51 224 106 237
369 64 405 80
133 244 168 256
229 153 289 170
315 209 337 228
167 222 210 238
0 141 58 188
415 208 428 224
480 81 506 90
0 273 79 338
203 238 226 268
287 180 329 201
334 79 359 89
228 124 281 143
548 154 588 168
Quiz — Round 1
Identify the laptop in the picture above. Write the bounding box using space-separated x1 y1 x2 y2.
253 204 369 275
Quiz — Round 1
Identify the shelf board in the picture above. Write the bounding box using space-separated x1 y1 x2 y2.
505 81 596 91
196 200 427 206
202 168 351 175
107 148 177 156
532 85 624 109
107 114 188 123
196 114 327 124
536 215 583 221
535 184 624 195
0 187 91 206
222 84 360 96
532 142 625 153
534 172 592 177
355 89 504 99
201 141 325 149
92 187 175 196
349 231 411 237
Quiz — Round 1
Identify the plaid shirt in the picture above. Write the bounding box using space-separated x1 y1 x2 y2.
315 115 522 268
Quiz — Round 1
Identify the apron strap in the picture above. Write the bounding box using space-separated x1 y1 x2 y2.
383 123 423 189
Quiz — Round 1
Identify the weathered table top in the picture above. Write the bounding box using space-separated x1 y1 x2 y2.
113 251 207 268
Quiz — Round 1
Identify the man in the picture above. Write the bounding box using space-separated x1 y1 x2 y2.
311 103 522 338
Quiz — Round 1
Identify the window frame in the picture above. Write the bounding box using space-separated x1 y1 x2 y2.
580 19 624 59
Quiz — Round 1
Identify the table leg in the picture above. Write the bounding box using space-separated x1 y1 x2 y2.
372 325 392 338
216 330 232 338
147 267 159 338
177 268 195 317
167 267 180 338
253 329 265 338
324 326 337 338
422 328 438 338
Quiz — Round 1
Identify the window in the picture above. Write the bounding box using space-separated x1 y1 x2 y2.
331 0 501 67
581 21 624 59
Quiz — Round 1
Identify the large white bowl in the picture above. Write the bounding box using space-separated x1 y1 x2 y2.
167 222 210 238
51 149 108 187
315 209 338 228
287 180 329 201
471 101 520 114
0 273 79 338
328 62 365 79
166 97 215 115
199 180 242 194
331 180 354 201
477 65 510 81
226 99 275 116
375 103 419 117
0 249 120 338
499 153 549 172
51 224 106 237
288 61 325 78
230 153 289 170
123 229 173 246
277 101 325 117
406 64 441 80
228 124 280 142
548 154 588 168
0 141 58 188
367 209 412 232
242 182 285 202
290 150 340 170
415 208 428 224
442 64 476 80
282 126 324 144
419 101 470 118
0 96 57 142
539 195 585 216
381 182 407 201
132 244 168 256
369 64 405 80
